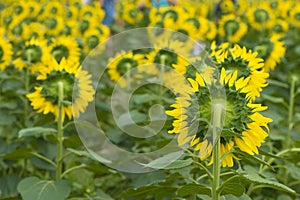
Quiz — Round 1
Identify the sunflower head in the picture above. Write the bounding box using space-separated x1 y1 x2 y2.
47 36 81 64
0 37 13 71
210 42 268 101
218 14 248 43
27 57 95 121
166 64 272 167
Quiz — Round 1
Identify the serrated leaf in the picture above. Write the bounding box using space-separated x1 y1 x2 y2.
177 184 211 197
18 127 57 138
17 177 71 200
239 167 296 194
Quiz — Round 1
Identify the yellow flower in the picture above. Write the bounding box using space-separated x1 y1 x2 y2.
211 42 269 101
218 14 248 43
219 0 235 15
121 3 143 25
13 38 48 72
166 68 272 167
6 17 31 42
46 36 81 64
42 16 65 36
289 4 300 28
246 3 275 31
27 58 95 121
0 36 13 71
254 34 286 72
107 51 144 87
82 26 110 54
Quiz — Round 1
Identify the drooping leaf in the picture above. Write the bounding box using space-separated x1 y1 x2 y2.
138 151 183 169
238 166 296 195
18 127 57 138
163 158 194 169
17 177 71 200
235 150 274 170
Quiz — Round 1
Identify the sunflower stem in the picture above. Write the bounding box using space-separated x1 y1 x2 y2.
24 67 30 127
159 56 166 104
211 103 224 200
286 75 297 148
56 81 64 181
125 63 131 89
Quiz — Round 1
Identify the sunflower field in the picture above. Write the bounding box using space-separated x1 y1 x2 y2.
0 0 300 199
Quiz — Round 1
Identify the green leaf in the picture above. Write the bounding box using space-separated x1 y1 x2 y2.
138 151 182 169
17 177 71 200
18 127 57 138
0 175 21 198
177 184 211 197
96 189 114 200
67 148 111 164
286 163 300 180
261 94 287 107
121 185 160 198
163 158 193 169
219 176 244 196
222 194 252 200
238 166 296 195
235 150 274 170
0 148 32 159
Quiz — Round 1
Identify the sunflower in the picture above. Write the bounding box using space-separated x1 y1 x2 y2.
289 4 300 28
218 0 235 15
271 19 289 36
26 57 95 121
121 3 143 25
13 38 47 72
210 42 269 101
6 17 30 42
254 34 286 72
246 3 275 31
46 36 81 64
107 51 144 87
183 17 209 41
166 68 272 167
82 26 109 54
27 22 47 39
144 31 192 74
39 1 65 19
205 20 217 41
268 0 291 19
42 16 64 36
0 36 13 71
218 14 248 43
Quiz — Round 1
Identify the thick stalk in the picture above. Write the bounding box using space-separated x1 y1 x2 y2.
211 103 223 200
286 76 297 148
56 81 64 181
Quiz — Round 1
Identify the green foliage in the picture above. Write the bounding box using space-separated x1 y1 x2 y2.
17 177 71 200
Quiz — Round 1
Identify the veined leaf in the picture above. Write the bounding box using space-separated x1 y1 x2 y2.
238 166 296 195
17 177 70 200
